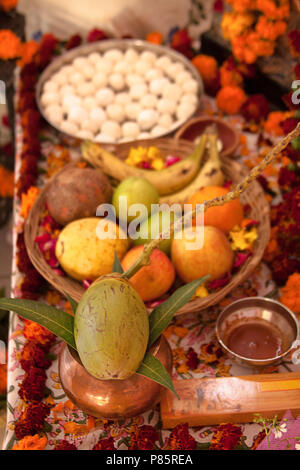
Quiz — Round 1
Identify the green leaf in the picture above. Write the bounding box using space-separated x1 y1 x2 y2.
0 298 76 350
113 251 124 274
148 276 209 346
136 353 179 398
63 292 78 315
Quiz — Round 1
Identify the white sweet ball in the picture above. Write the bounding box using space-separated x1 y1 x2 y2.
59 84 75 97
81 118 99 134
163 83 182 101
140 94 157 109
92 72 108 88
73 57 89 70
124 48 139 64
60 120 79 135
77 129 94 140
149 78 169 96
145 68 163 82
51 72 68 86
62 94 81 112
41 92 59 107
180 93 198 105
176 102 195 120
135 60 150 75
158 113 173 128
47 110 63 126
59 65 73 78
89 107 106 127
139 50 156 64
45 105 63 125
113 61 128 74
166 62 185 79
182 79 198 94
129 83 148 100
43 80 58 94
68 105 89 124
137 109 159 130
157 98 176 114
122 121 140 138
69 71 85 86
138 132 151 139
106 103 125 123
151 125 168 137
82 64 95 80
125 102 142 120
101 120 121 140
77 81 95 97
88 52 102 65
126 73 144 87
96 88 115 106
94 133 115 143
175 70 192 85
95 59 113 74
109 73 125 91
156 55 172 71
115 92 131 106
103 49 124 63
119 137 133 143
83 96 97 111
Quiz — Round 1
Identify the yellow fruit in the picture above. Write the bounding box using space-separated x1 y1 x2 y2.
55 217 129 281
74 274 149 380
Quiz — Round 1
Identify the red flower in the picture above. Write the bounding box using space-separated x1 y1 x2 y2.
18 367 47 402
65 34 82 50
14 402 50 440
93 437 115 450
210 423 242 450
280 117 299 134
282 91 300 110
18 92 37 114
233 252 250 269
54 440 77 450
35 34 58 69
288 30 300 58
240 94 270 123
167 423 197 450
208 272 231 289
87 28 109 43
170 29 194 59
186 347 199 370
129 425 159 450
213 0 224 12
20 342 52 372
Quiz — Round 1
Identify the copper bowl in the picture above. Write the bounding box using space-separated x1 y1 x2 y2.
174 116 240 158
216 297 299 368
58 335 172 419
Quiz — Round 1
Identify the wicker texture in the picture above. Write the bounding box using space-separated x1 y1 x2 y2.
24 139 270 315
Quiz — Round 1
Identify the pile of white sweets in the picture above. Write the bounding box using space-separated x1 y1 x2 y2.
40 48 199 143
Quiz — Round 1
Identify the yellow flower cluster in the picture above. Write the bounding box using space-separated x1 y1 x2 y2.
229 225 258 251
125 145 165 170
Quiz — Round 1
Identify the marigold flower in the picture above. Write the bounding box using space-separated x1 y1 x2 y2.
87 28 109 43
34 34 57 69
221 12 254 41
18 367 47 402
65 34 82 50
170 29 193 59
264 111 290 136
280 273 300 314
23 320 55 349
226 0 256 13
20 342 51 372
0 165 14 197
256 17 286 41
0 363 7 394
93 436 115 450
288 30 300 59
20 186 40 219
17 41 39 68
167 423 197 450
240 94 270 123
210 423 242 450
220 62 243 88
0 0 18 11
192 55 218 83
12 434 47 451
54 440 77 450
129 425 159 450
216 85 247 114
146 31 163 45
0 29 21 60
14 402 50 440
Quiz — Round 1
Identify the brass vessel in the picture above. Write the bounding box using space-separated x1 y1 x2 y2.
58 335 173 419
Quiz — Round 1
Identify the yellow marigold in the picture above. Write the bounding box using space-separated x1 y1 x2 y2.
20 186 40 219
12 434 47 450
221 12 254 41
263 111 290 136
0 0 18 12
279 273 300 314
0 29 21 60
191 54 218 84
216 85 247 115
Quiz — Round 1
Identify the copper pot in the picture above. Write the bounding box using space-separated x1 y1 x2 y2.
58 335 173 419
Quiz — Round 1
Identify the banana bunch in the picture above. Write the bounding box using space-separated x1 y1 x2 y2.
159 134 224 206
81 137 207 196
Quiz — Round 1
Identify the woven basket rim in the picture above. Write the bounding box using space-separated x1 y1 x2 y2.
24 139 270 315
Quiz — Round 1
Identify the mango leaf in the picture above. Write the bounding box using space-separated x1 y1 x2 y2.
0 298 76 350
63 292 78 315
148 276 209 347
113 251 124 274
136 352 179 398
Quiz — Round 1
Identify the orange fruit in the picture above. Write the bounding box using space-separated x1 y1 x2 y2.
187 186 244 233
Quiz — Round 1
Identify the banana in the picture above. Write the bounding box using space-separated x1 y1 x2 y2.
159 134 224 206
81 136 207 196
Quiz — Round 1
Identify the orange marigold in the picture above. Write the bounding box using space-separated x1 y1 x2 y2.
20 186 40 219
17 40 39 68
0 363 7 395
146 32 163 45
264 111 291 136
12 434 47 450
216 85 247 114
0 165 14 197
0 0 18 12
23 320 55 348
226 0 256 13
279 273 300 314
220 64 243 88
221 12 254 41
256 17 287 41
191 54 218 84
0 30 21 60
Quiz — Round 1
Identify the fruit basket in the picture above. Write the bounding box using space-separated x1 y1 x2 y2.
24 137 270 314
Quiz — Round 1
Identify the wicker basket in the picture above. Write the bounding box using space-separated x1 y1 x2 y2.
24 139 270 315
